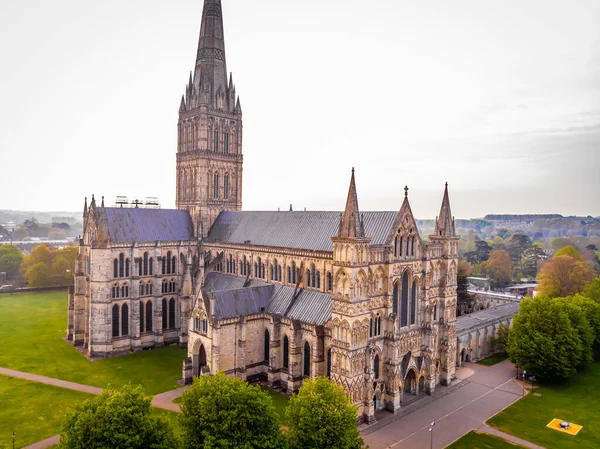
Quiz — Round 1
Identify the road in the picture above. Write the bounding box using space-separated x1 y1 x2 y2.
362 360 527 449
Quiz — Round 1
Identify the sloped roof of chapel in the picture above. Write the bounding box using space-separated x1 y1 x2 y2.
103 207 194 243
203 272 332 325
206 211 397 251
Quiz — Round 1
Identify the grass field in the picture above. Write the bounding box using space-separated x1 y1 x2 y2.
477 353 508 366
0 375 93 448
0 291 186 394
446 431 526 448
259 385 290 424
487 362 600 449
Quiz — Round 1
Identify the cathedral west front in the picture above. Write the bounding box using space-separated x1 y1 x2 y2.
68 0 459 423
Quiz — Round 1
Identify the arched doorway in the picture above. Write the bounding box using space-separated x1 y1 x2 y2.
419 376 425 392
405 370 417 395
198 344 207 376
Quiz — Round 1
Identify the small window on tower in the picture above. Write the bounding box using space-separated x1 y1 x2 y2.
224 174 229 200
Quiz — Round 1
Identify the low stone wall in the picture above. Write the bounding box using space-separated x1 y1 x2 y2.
0 285 71 295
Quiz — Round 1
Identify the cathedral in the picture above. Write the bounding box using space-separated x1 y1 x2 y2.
68 0 458 423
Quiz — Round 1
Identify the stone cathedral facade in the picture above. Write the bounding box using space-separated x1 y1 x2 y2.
68 0 458 423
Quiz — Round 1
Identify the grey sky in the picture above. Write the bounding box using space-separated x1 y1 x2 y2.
1 0 599 219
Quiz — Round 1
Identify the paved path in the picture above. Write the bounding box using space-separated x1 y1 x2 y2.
361 360 538 449
478 425 546 449
0 367 103 395
22 435 59 449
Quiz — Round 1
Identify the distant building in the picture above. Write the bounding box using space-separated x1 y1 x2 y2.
466 277 491 291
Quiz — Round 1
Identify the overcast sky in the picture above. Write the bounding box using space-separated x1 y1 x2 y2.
1 0 599 219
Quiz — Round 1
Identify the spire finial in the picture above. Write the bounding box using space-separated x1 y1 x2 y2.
289 204 293 212
445 182 448 189
352 167 355 175
404 186 409 198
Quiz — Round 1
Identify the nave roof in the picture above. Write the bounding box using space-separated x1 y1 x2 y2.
206 211 397 252
103 207 195 243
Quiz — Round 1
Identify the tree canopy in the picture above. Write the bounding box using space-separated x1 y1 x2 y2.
179 372 287 449
20 244 77 286
507 296 585 380
537 255 596 298
285 377 366 449
0 244 22 279
59 384 177 449
480 250 513 288
554 245 584 261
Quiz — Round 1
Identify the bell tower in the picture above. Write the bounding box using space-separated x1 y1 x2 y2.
176 0 243 236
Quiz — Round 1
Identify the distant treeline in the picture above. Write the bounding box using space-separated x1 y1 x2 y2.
484 214 563 221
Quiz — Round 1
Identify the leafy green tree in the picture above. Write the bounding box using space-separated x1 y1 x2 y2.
59 384 177 449
507 296 583 380
554 245 584 261
25 262 51 287
583 277 600 301
507 234 532 273
522 243 546 279
550 237 575 251
480 250 513 288
554 297 595 365
465 241 492 265
179 372 286 449
285 377 366 449
569 295 600 358
21 244 53 276
0 244 22 279
537 255 595 298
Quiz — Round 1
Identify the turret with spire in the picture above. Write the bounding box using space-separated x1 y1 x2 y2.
433 183 456 238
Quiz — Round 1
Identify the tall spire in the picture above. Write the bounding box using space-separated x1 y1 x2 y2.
194 0 228 106
434 182 455 237
338 168 365 239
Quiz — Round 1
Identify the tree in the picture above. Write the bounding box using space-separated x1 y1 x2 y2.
285 377 366 449
0 244 22 279
550 237 575 251
25 262 51 287
480 250 513 288
507 234 532 272
507 296 583 380
51 246 78 285
583 277 600 301
554 245 584 261
537 255 596 298
465 241 491 265
179 372 286 449
21 244 52 275
554 297 595 365
59 384 177 449
522 243 546 279
569 295 600 358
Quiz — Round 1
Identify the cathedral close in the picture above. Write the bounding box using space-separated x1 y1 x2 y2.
67 0 459 424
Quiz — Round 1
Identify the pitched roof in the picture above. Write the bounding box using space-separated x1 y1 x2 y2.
456 302 519 335
103 208 194 243
434 183 456 237
206 211 397 252
338 169 365 239
203 273 332 325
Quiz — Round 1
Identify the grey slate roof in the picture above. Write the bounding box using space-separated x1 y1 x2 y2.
202 273 332 325
104 208 194 243
206 211 398 252
456 302 519 335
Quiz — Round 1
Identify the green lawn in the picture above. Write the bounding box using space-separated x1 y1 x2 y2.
477 353 508 366
488 362 600 449
0 375 93 448
446 431 526 448
0 291 186 394
259 385 290 424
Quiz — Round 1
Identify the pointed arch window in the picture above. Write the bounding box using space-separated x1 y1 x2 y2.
125 259 130 277
327 348 332 378
400 272 409 327
121 304 129 336
213 128 219 152
224 174 229 200
213 173 219 199
146 301 153 332
264 329 270 362
303 342 311 377
283 335 289 369
119 253 124 278
138 258 143 276
143 253 149 276
374 354 380 379
224 131 229 154
112 304 119 338
169 298 176 329
139 301 145 333
393 282 399 315
149 258 153 275
410 280 417 326
327 272 333 291
292 261 297 284
162 298 168 330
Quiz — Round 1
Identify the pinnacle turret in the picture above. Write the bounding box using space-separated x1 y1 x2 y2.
338 168 365 239
434 183 456 237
